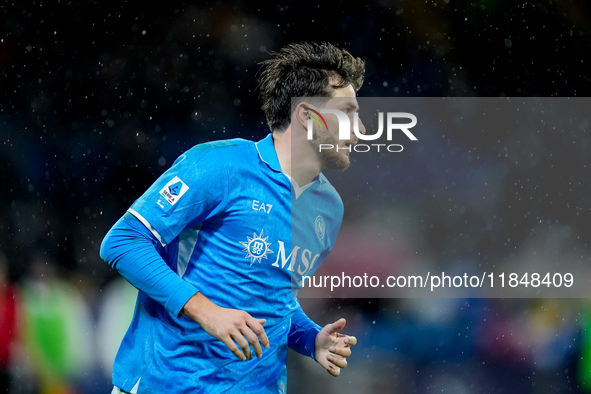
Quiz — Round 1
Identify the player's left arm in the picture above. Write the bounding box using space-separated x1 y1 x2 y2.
288 304 356 377
313 318 357 377
313 198 354 376
290 188 354 375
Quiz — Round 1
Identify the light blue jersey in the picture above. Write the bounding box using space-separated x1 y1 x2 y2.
103 133 344 393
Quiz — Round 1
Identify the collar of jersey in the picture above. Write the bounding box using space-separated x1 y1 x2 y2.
255 133 282 172
256 133 326 185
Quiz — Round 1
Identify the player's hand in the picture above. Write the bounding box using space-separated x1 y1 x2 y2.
181 292 269 361
314 318 357 376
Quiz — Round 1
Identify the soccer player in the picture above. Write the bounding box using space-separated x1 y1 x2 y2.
100 41 366 393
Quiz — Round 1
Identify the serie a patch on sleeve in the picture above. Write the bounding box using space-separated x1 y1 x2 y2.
157 176 190 211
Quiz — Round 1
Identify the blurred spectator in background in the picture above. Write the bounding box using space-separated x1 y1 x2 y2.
0 251 18 393
18 251 94 394
94 277 137 383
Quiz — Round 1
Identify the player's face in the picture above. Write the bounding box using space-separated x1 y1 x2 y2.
311 84 366 170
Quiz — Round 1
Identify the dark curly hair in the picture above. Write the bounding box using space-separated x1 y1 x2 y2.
258 42 365 132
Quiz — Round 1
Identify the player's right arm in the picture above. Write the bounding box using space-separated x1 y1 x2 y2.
100 212 269 361
100 211 197 315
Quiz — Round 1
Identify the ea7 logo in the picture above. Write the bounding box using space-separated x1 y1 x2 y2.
306 109 418 142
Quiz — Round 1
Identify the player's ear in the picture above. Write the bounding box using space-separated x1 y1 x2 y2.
295 102 312 130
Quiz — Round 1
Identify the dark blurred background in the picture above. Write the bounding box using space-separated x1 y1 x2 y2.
1 0 591 393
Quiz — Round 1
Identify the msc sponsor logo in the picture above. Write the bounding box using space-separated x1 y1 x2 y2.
272 241 319 277
240 231 321 277
240 230 274 266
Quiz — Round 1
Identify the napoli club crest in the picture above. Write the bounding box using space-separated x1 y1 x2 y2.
315 215 325 240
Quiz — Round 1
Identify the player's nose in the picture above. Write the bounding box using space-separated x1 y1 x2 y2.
357 117 366 135
351 115 366 140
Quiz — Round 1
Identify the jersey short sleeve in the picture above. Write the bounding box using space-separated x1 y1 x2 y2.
128 142 230 245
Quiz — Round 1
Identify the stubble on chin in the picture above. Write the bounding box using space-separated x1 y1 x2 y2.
322 148 351 171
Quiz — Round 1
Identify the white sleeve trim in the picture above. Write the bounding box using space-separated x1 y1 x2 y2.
127 209 167 247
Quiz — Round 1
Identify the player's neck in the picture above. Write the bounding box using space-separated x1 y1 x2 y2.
273 129 321 186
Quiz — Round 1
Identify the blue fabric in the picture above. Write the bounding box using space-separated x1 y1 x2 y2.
100 212 198 316
288 304 322 361
100 134 344 393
